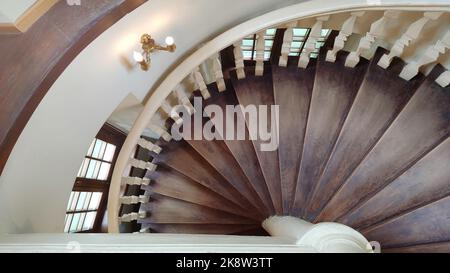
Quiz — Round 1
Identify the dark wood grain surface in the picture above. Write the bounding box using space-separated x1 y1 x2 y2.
291 50 369 217
306 48 424 221
318 65 450 222
272 63 315 214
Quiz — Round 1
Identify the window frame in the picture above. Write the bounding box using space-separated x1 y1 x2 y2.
65 123 126 233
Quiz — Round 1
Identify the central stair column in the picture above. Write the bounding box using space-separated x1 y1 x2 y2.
262 216 373 253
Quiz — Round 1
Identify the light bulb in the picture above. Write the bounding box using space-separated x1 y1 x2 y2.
165 36 175 46
133 51 144 62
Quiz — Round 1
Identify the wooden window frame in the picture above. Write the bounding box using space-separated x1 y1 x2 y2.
68 123 126 233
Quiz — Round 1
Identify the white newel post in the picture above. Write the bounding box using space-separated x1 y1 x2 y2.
262 216 373 253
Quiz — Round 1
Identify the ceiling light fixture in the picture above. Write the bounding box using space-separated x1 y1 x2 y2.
133 34 176 71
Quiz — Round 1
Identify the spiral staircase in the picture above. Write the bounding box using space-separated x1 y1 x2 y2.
113 8 450 252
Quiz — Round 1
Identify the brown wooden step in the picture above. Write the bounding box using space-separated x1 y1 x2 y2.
305 47 424 221
291 50 369 217
317 65 450 222
272 63 315 214
341 138 450 230
144 165 261 221
362 196 450 249
231 68 283 215
153 140 251 210
139 194 258 224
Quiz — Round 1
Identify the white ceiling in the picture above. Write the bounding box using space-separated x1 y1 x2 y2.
0 0 37 23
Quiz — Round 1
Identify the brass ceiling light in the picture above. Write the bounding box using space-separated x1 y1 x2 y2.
133 34 176 71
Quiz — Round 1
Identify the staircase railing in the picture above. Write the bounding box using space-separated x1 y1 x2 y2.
108 1 450 233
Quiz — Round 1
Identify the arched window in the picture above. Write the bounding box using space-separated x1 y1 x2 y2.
64 124 126 233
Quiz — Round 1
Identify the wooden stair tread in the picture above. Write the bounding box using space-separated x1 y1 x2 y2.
272 64 315 214
362 196 450 249
341 138 450 230
145 165 261 221
139 194 258 224
202 84 275 216
231 69 283 215
383 241 450 253
305 47 424 221
179 112 266 215
317 65 450 222
153 140 249 209
291 50 370 217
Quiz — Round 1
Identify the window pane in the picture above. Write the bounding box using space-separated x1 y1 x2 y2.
67 192 74 210
91 139 103 158
293 28 308 36
242 39 253 47
310 53 319 58
77 212 86 231
103 144 116 162
69 213 81 232
78 158 90 178
321 29 330 37
98 141 107 159
89 192 102 210
64 214 73 233
242 50 252 60
82 192 92 210
85 159 98 179
264 51 271 61
83 212 97 230
92 160 101 179
97 162 111 181
291 41 303 49
69 192 79 211
264 40 273 48
86 139 96 157
266 28 276 36
76 192 87 211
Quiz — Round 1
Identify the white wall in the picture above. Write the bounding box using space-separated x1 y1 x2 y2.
0 0 306 234
0 0 37 23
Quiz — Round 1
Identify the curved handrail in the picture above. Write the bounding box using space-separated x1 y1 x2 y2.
108 0 450 233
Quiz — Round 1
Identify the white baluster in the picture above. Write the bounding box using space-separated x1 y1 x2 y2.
174 85 195 115
137 138 162 154
326 12 365 62
345 10 401 68
129 158 157 171
436 71 450 87
119 211 146 222
378 12 443 69
192 68 211 99
121 177 151 186
233 41 246 79
148 124 172 142
255 30 266 76
212 55 226 92
279 22 296 67
120 195 150 205
400 31 450 81
299 15 330 68
160 100 183 125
